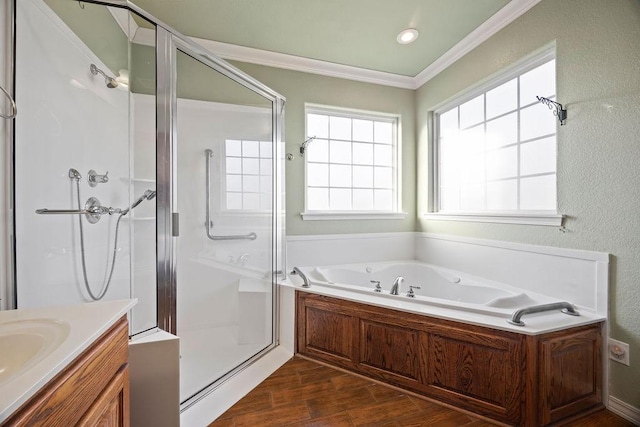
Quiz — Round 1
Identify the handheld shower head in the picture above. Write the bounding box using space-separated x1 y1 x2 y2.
121 189 156 216
90 64 118 89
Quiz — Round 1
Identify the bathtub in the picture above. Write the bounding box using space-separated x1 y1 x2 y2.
290 260 604 334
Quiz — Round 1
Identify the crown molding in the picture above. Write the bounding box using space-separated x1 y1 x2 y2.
413 0 542 88
191 38 416 89
121 0 542 90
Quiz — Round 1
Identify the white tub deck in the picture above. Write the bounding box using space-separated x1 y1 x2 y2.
285 260 605 335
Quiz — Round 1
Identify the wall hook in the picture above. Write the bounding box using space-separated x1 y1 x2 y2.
299 136 316 156
537 96 567 125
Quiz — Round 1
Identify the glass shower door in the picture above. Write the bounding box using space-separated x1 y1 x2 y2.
173 48 278 405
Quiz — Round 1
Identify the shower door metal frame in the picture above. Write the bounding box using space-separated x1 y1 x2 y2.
155 23 286 410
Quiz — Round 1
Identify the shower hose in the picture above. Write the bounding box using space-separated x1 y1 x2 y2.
73 178 125 301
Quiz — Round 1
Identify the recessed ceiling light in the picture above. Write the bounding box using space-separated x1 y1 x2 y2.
397 28 419 45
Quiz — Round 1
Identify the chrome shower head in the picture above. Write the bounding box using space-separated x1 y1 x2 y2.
68 168 82 181
144 190 157 200
90 63 118 89
121 189 156 216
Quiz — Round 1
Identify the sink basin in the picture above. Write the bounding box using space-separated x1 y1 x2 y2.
0 319 70 386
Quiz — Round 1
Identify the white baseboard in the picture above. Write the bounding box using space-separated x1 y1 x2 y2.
609 396 640 425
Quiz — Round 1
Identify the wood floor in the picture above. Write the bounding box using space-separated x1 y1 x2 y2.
209 356 634 427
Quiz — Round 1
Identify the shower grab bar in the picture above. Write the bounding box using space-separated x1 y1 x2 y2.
507 302 579 327
0 85 17 119
205 149 257 241
36 208 93 215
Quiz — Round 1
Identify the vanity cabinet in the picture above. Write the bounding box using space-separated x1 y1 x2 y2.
296 292 602 426
5 316 130 426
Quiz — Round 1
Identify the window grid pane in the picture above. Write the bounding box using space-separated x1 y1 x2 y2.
436 57 557 213
225 139 272 211
306 109 398 212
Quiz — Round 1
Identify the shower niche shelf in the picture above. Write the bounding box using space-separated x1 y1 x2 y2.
120 177 156 184
121 216 155 221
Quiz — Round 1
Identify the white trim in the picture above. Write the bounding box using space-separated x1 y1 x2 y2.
418 231 608 263
301 211 407 221
423 212 564 227
414 0 542 88
120 1 540 89
417 232 610 262
305 103 400 121
192 38 416 90
133 27 414 89
608 396 640 425
107 6 134 42
286 231 414 242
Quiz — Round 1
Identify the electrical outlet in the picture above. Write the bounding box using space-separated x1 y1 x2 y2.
608 338 630 366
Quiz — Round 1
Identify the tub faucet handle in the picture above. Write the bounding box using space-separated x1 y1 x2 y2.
370 280 382 292
406 285 421 298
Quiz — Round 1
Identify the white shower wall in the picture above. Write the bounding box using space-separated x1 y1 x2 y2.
133 93 273 335
15 0 131 308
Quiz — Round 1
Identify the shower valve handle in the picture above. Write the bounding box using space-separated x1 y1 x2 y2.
88 170 109 187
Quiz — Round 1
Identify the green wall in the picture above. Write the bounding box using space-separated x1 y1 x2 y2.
43 0 128 74
231 62 417 236
415 0 640 406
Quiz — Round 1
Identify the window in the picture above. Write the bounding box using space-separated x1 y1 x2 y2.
302 105 403 220
224 139 272 211
430 49 563 226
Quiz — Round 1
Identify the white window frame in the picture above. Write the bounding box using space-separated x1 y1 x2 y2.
222 139 273 214
301 104 405 220
426 47 564 227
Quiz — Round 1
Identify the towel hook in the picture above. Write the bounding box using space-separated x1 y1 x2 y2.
0 85 17 119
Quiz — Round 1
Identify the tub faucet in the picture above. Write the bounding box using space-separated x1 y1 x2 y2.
291 267 311 288
390 276 404 295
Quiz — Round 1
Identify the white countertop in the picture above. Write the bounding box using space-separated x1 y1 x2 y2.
0 299 137 423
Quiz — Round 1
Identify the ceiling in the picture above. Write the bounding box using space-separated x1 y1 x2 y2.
130 0 513 78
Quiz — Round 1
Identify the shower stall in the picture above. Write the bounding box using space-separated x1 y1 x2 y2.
10 0 285 409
